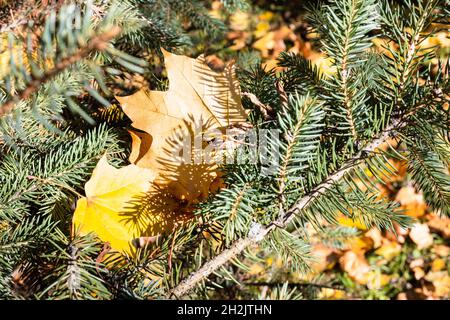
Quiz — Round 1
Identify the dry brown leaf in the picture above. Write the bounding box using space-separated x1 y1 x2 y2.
394 223 409 243
252 31 277 58
427 213 450 238
345 236 373 254
410 258 424 269
116 50 247 202
227 30 250 51
425 271 450 298
365 228 383 248
413 267 426 280
433 244 450 258
339 251 371 285
395 185 427 218
396 292 408 300
310 244 339 273
205 54 226 71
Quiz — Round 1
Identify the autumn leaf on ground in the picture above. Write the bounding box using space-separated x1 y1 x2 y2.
365 228 383 248
365 272 391 290
427 213 450 238
374 240 401 261
116 50 248 203
339 251 371 285
424 271 450 298
72 155 186 255
409 223 434 250
395 185 427 218
318 288 346 300
309 244 339 273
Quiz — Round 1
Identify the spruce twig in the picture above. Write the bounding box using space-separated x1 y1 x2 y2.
169 119 402 298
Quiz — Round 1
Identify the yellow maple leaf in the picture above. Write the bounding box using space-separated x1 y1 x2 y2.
72 156 184 255
116 50 248 202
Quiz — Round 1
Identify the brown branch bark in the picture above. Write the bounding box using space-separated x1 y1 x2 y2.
169 119 402 298
0 26 121 117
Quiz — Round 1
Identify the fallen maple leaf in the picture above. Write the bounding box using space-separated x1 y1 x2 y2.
72 156 185 255
116 50 248 203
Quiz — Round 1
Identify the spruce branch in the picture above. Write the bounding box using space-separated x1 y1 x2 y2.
0 26 121 117
170 119 402 298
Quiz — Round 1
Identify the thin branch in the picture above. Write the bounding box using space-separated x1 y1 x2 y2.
170 237 254 299
0 26 121 117
169 119 402 298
